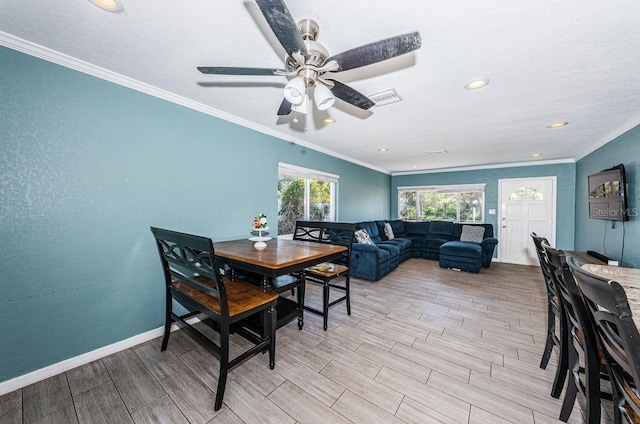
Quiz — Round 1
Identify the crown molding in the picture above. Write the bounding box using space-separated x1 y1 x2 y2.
573 113 640 161
0 31 390 175
391 158 576 176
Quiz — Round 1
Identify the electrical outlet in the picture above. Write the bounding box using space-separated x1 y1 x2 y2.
488 209 496 215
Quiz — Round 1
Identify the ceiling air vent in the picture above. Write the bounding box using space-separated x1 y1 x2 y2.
368 89 403 107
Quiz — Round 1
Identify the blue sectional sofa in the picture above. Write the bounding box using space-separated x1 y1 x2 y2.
350 220 498 280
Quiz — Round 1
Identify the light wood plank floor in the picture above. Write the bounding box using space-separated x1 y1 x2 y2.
2 259 614 423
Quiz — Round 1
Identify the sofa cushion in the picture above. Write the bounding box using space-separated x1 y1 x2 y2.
357 221 382 243
427 221 455 240
403 221 430 236
380 238 412 251
439 241 483 273
460 225 485 244
354 229 375 245
440 240 483 256
420 238 449 250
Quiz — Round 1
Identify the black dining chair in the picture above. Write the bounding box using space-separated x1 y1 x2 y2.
544 243 606 423
150 227 278 410
293 220 356 330
568 256 640 424
531 233 569 398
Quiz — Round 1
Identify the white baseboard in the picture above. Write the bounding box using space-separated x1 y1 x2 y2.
0 315 204 396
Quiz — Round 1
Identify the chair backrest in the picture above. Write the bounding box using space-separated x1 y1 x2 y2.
531 232 554 284
567 256 640 416
150 227 229 317
543 242 597 350
293 220 356 266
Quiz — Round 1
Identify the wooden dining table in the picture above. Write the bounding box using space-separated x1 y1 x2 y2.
214 237 347 329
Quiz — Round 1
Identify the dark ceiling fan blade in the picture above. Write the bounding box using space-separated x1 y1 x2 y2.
255 0 307 58
197 66 286 76
327 79 375 110
326 31 421 72
277 98 292 115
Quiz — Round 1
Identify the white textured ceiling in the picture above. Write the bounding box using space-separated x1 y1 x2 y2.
2 0 640 174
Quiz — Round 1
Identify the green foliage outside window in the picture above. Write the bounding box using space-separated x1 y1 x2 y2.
398 189 483 223
278 177 333 235
278 177 304 235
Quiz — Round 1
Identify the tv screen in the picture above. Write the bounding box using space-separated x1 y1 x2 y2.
588 164 628 221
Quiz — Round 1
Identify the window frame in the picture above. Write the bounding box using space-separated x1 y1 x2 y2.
397 183 486 223
278 163 338 235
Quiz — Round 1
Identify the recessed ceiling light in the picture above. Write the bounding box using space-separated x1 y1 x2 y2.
547 122 569 128
378 148 388 152
87 0 125 13
464 78 490 90
323 118 335 124
410 165 418 169
531 153 543 157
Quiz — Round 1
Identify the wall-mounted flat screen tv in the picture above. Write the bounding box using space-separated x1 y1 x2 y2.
588 164 628 221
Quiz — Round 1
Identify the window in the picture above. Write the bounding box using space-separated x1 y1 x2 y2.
398 184 485 223
278 163 338 235
509 186 544 201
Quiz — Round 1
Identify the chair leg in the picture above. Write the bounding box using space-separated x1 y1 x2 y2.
583 346 602 424
322 282 330 331
540 300 555 369
161 290 172 351
559 345 579 422
345 275 351 316
268 305 276 369
297 274 305 330
214 323 230 411
551 313 569 398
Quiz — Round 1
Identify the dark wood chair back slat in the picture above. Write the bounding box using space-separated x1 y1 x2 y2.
294 220 356 266
568 256 640 423
152 227 228 314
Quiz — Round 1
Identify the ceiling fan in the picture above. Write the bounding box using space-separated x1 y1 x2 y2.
197 0 421 117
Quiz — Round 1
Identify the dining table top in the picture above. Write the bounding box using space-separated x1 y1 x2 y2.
581 263 640 321
213 237 347 271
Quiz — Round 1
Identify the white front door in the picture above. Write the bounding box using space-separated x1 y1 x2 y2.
498 177 556 265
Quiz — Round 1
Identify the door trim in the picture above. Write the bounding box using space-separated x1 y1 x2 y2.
496 176 557 263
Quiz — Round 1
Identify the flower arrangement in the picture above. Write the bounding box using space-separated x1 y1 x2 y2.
253 213 267 230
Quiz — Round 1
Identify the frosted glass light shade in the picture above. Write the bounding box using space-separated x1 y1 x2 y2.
291 94 309 114
284 77 306 105
314 84 335 110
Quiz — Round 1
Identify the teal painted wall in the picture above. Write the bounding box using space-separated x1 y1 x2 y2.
391 163 577 250
0 46 390 382
575 125 640 267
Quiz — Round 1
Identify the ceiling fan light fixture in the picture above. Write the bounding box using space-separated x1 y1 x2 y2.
314 84 335 110
284 77 306 105
291 94 310 114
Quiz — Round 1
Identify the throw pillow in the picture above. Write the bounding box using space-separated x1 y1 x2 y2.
460 225 485 244
384 222 395 240
354 229 375 245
